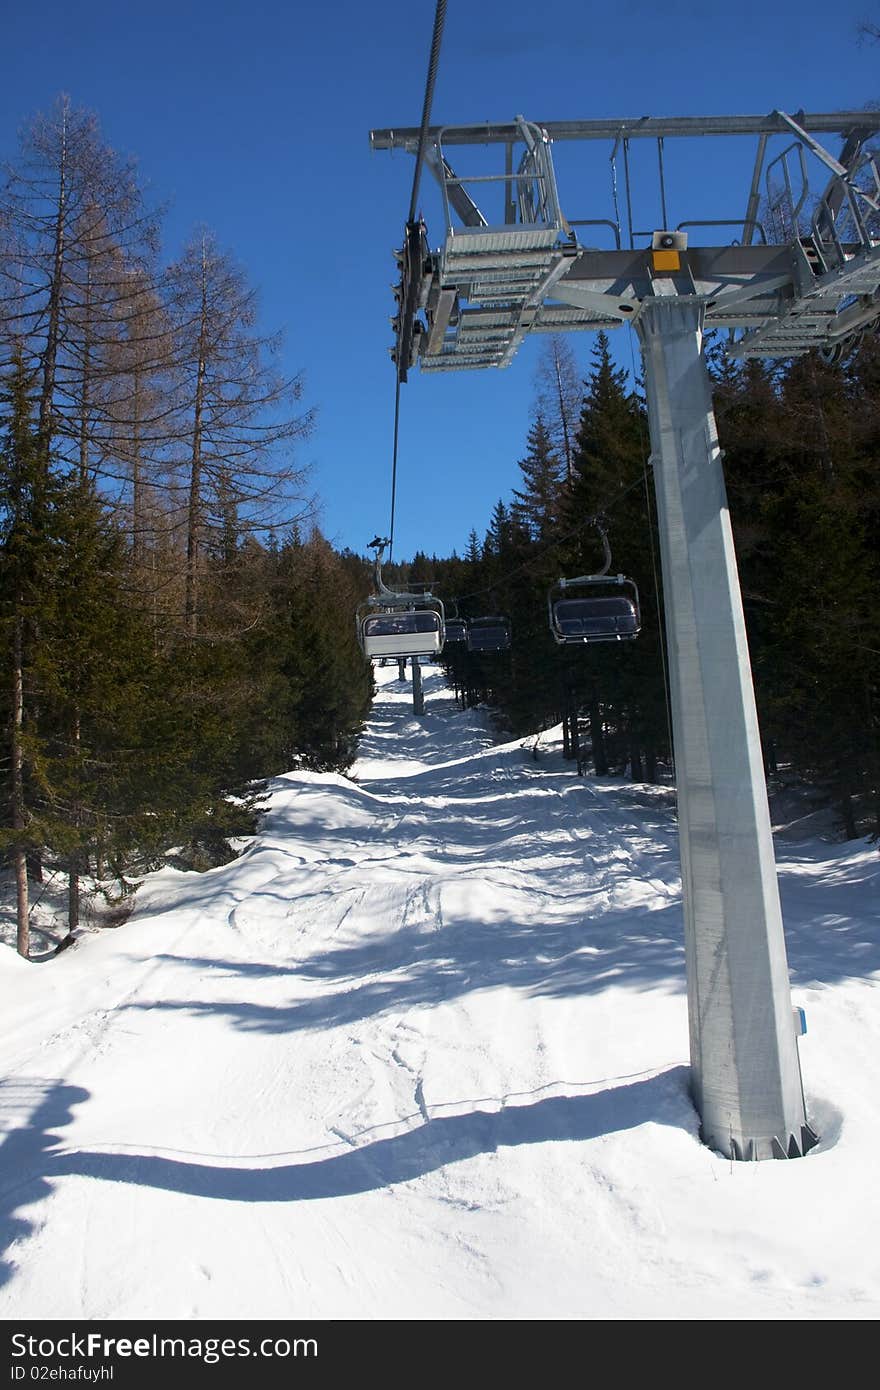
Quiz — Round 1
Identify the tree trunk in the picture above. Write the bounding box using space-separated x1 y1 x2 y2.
590 698 608 775
37 100 70 466
14 851 29 959
571 708 582 773
12 617 29 958
562 680 576 759
67 711 82 935
68 867 80 936
839 794 858 841
79 261 93 490
553 347 574 485
185 251 209 637
629 734 644 782
131 369 144 569
185 355 205 636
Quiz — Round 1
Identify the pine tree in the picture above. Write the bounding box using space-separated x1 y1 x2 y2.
559 332 669 779
0 351 51 955
713 339 880 837
270 530 373 771
511 413 563 542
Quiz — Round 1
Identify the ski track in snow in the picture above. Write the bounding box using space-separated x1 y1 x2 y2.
1 665 879 1320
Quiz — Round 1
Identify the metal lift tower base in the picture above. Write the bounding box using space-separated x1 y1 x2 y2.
637 298 817 1160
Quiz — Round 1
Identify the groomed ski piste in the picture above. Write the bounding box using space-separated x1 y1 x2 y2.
1 664 879 1320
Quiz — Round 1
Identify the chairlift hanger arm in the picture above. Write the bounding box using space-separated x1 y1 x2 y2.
559 516 612 583
364 537 442 609
369 536 393 596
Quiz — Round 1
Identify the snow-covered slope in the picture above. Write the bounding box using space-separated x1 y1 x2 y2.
1 666 878 1320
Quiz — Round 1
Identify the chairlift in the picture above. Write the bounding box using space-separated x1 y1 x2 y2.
441 597 467 644
548 578 641 644
467 615 512 653
444 618 468 643
356 535 446 660
547 516 641 645
358 604 445 659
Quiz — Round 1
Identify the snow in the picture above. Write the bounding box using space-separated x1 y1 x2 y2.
1 664 879 1320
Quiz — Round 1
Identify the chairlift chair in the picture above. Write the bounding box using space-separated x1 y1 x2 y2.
548 575 641 644
442 598 467 644
357 599 446 660
443 618 468 643
466 615 512 653
357 535 446 659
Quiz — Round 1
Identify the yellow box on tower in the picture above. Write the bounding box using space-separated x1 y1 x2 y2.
651 229 688 271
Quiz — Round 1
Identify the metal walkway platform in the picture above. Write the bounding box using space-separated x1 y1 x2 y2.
729 239 880 358
420 241 620 371
376 109 880 372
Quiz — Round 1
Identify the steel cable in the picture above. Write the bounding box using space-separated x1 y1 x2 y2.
388 0 448 559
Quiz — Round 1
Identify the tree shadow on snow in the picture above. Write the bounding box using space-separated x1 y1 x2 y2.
0 1078 90 1288
128 895 688 1035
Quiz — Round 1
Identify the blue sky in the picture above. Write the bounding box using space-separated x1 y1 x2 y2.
1 1 878 559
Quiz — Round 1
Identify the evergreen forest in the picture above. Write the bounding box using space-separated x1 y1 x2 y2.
0 100 374 955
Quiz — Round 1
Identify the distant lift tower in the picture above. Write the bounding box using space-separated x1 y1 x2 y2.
371 110 880 1159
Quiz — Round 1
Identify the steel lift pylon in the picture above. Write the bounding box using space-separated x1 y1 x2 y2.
372 108 880 1159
